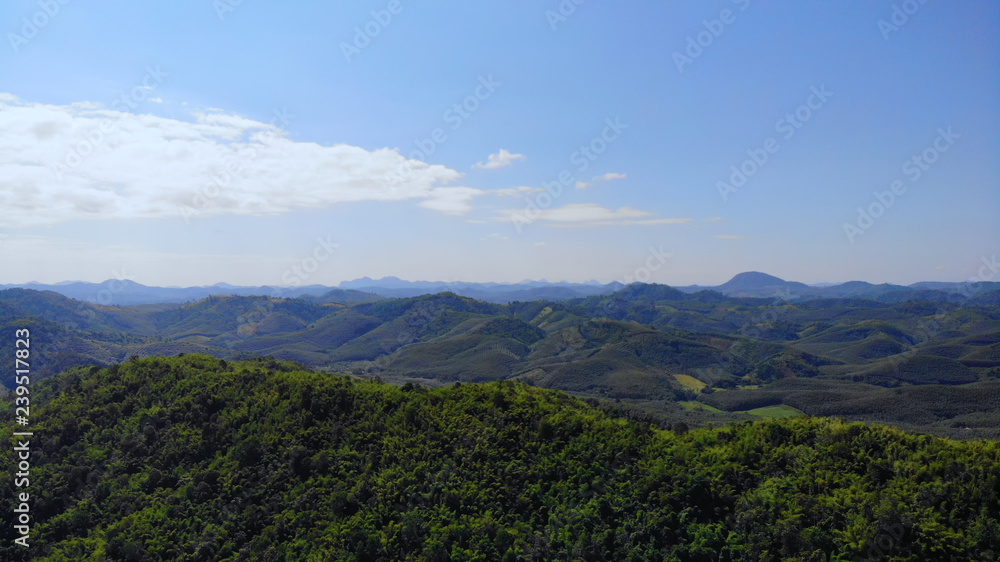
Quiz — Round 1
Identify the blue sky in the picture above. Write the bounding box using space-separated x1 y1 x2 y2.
0 0 997 287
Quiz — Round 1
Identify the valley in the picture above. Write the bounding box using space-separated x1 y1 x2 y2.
4 272 998 439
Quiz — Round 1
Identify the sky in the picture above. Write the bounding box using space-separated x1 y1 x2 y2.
0 0 997 287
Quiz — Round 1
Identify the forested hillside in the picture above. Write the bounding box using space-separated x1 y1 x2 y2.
2 355 998 560
3 283 999 438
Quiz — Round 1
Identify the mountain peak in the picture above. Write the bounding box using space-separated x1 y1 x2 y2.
720 271 788 288
100 279 142 287
614 282 686 301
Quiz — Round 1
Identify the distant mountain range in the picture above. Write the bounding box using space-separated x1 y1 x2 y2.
667 271 996 301
2 271 995 306
2 276 999 439
0 280 380 307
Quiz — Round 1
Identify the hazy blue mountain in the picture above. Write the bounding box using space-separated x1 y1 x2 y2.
301 289 385 305
4 274 996 306
677 275 999 301
339 278 621 303
714 271 811 298
0 280 335 305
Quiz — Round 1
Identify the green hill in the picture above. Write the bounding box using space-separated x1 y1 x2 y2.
3 286 999 436
865 354 978 385
2 355 998 560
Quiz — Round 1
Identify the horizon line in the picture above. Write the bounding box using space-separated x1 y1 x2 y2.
0 274 992 290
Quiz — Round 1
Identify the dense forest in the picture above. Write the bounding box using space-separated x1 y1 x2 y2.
3 355 998 560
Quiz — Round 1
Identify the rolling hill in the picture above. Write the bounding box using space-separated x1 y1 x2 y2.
2 280 999 438
2 354 997 560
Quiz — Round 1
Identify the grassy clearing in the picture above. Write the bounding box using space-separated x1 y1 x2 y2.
679 401 725 413
742 405 806 418
674 374 706 391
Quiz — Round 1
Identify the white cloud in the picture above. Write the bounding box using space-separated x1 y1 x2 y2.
481 233 509 241
715 234 744 240
532 204 651 223
473 148 525 170
594 172 626 182
495 186 543 197
149 97 164 104
576 172 626 189
0 94 475 227
418 187 483 215
550 218 692 228
500 203 692 228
